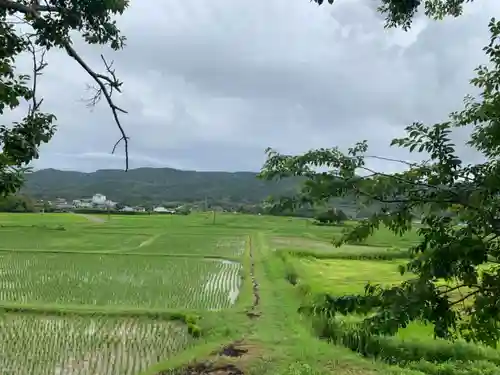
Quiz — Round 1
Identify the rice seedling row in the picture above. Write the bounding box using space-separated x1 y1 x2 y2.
132 234 246 258
0 313 191 375
0 253 241 310
203 260 241 309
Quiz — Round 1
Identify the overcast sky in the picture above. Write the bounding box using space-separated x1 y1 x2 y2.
9 0 499 172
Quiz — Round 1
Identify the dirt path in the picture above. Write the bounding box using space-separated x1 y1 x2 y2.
246 235 260 318
167 236 262 375
72 213 106 223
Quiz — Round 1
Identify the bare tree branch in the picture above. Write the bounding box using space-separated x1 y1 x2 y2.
64 48 129 170
26 35 47 116
0 0 130 170
363 155 420 167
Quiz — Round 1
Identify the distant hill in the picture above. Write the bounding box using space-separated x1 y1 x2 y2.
21 167 303 207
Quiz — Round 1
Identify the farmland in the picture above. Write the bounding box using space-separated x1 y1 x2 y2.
0 314 190 375
0 213 246 375
0 212 499 375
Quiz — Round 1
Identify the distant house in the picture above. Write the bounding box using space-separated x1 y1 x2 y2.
55 198 67 205
134 206 146 212
104 200 117 208
53 198 72 211
54 203 73 211
120 206 135 212
153 206 175 214
73 199 92 208
92 194 106 205
80 201 92 208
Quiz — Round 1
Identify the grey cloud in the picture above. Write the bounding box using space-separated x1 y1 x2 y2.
14 0 497 172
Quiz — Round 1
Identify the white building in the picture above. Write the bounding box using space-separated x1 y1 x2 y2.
73 198 93 208
92 194 106 205
104 200 117 208
153 206 175 213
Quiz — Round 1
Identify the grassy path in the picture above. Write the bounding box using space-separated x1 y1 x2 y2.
146 232 423 375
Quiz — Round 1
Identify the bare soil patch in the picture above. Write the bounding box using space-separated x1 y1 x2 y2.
174 362 244 375
215 341 249 357
165 341 261 375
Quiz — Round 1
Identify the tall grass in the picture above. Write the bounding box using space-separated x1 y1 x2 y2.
311 316 500 374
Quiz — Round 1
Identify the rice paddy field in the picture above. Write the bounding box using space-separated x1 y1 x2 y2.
0 212 249 375
0 211 498 375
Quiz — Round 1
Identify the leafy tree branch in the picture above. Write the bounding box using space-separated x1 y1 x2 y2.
313 0 476 30
260 15 500 347
0 0 129 196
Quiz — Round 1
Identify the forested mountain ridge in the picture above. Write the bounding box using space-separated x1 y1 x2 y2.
21 167 303 206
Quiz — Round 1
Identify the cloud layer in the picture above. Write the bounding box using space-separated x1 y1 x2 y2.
8 0 498 172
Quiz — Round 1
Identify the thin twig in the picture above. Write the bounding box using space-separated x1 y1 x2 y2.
364 155 419 167
450 290 479 307
26 35 47 116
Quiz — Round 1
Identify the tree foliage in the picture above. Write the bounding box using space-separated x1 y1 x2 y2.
0 0 129 196
0 194 35 212
261 6 500 347
312 0 475 30
315 207 347 226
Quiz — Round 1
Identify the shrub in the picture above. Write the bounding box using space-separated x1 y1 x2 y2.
314 208 347 226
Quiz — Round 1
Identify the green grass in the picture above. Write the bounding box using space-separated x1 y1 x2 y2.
267 226 500 374
291 258 410 295
0 212 88 225
0 227 151 251
128 233 246 258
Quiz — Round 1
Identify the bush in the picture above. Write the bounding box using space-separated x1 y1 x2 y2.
187 322 202 338
314 208 348 226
